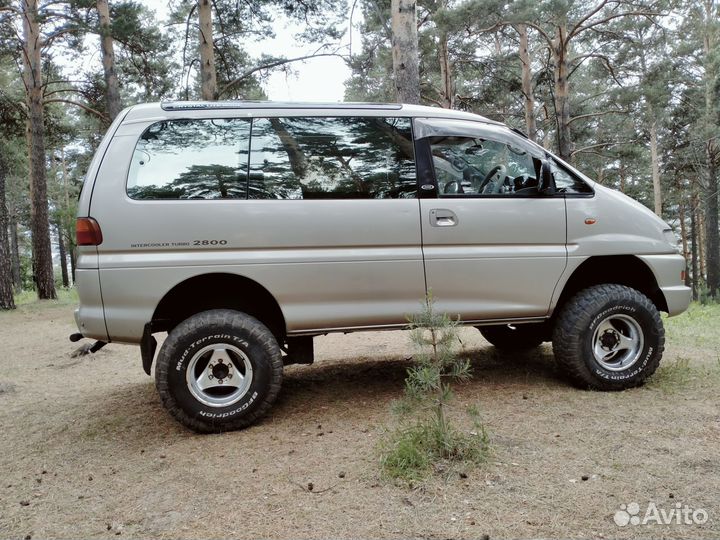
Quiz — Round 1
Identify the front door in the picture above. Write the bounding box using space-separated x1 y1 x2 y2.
415 119 567 321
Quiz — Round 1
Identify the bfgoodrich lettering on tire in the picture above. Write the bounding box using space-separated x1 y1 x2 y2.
552 284 665 390
155 309 283 433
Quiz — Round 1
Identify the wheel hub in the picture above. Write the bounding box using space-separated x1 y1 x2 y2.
209 360 232 382
186 344 253 407
600 329 620 351
591 314 644 372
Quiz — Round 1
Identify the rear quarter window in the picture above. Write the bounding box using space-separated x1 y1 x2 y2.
127 118 251 200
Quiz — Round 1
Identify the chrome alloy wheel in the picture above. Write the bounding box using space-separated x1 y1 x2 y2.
185 344 253 407
591 314 644 371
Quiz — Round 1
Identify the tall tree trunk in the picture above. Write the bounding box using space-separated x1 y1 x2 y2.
390 0 420 104
70 246 76 283
198 0 217 100
649 117 662 217
9 215 21 290
703 0 719 297
96 0 122 120
268 118 308 177
639 51 663 218
56 223 69 288
60 148 74 285
22 0 56 300
552 23 572 161
438 30 453 109
698 207 706 281
705 152 719 296
691 197 699 300
0 152 15 309
679 202 692 292
679 202 689 270
516 24 536 141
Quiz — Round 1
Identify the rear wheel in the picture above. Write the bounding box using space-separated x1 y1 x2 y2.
155 309 283 433
478 323 547 350
552 284 664 390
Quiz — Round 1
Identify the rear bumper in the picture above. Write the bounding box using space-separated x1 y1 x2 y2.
74 268 109 341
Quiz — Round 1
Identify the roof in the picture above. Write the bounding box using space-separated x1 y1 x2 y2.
161 101 403 111
121 101 502 126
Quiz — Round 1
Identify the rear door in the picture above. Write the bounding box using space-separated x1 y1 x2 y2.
242 115 425 331
415 118 567 321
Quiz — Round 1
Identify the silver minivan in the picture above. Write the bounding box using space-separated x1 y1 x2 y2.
73 101 691 432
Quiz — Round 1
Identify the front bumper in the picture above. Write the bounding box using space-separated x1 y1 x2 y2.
638 254 692 316
660 285 692 316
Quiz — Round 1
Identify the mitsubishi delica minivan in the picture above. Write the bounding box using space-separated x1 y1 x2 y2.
72 101 691 432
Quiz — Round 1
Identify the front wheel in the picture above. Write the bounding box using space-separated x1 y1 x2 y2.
552 284 664 390
155 309 283 433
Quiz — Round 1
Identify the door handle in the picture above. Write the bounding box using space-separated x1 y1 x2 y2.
430 208 458 227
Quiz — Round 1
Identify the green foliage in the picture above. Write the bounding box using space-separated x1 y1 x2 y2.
697 280 720 305
380 414 489 482
653 302 720 392
166 0 348 100
381 295 490 482
18 252 34 291
647 354 720 393
11 286 78 308
665 302 720 348
647 357 694 392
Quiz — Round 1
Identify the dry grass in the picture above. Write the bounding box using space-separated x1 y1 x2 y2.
0 298 719 539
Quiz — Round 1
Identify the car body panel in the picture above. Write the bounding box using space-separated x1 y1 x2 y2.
420 198 567 319
73 101 691 344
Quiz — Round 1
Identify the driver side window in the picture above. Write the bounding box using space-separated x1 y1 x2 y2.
430 136 540 197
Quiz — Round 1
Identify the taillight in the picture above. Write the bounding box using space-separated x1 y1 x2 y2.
76 217 103 246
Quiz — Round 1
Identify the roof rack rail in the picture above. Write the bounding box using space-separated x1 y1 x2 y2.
160 101 403 111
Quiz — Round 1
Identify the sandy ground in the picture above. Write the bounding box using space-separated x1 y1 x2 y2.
0 300 719 539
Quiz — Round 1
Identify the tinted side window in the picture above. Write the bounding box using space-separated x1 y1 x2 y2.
127 118 251 200
248 117 416 199
431 136 540 197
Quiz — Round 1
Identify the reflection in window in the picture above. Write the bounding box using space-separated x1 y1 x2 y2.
127 119 251 200
249 117 416 199
550 158 593 194
431 136 540 197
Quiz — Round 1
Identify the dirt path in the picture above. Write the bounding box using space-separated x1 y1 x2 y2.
1 302 719 539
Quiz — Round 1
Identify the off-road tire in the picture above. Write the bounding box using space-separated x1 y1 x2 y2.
478 323 546 350
552 284 664 390
155 309 283 433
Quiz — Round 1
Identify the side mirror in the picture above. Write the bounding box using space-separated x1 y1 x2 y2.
539 160 557 195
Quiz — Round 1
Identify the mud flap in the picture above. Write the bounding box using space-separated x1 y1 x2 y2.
141 323 158 376
283 336 314 366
